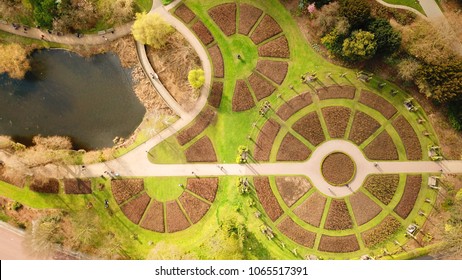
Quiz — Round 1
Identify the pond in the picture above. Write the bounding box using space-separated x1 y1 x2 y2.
0 49 146 150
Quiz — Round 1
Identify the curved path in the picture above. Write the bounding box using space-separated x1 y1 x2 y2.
375 0 426 18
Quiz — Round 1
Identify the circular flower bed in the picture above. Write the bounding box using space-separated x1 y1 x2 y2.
321 152 356 186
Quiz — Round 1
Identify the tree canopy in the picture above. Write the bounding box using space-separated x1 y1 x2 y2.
367 19 401 55
131 13 174 48
188 69 205 89
339 0 371 29
342 30 377 61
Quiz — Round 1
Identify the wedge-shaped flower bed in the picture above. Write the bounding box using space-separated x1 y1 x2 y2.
186 177 219 203
253 176 283 221
174 4 196 24
258 36 290 58
248 72 276 101
232 79 255 112
275 176 311 207
294 191 326 227
292 112 325 146
140 200 165 233
364 130 398 160
179 192 211 224
177 107 216 145
349 191 382 226
317 85 355 100
238 4 262 35
250 15 282 44
362 215 401 248
256 60 288 85
276 92 312 121
277 217 316 248
166 200 190 233
392 116 422 160
318 234 360 253
276 133 311 161
322 106 352 139
208 81 223 108
208 45 224 78
208 3 236 36
121 193 150 224
185 136 217 162
30 178 59 194
348 111 381 145
324 199 353 230
112 179 144 204
254 119 281 161
359 90 396 119
364 174 399 205
64 178 92 194
394 175 422 219
192 20 214 46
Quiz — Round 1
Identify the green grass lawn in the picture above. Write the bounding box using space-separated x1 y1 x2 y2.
383 0 425 14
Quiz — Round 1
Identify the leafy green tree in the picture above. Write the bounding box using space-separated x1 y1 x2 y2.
30 0 58 29
342 30 377 61
299 0 332 9
188 69 205 89
131 13 174 48
448 101 462 131
321 29 345 56
367 19 401 55
339 0 371 29
417 62 462 103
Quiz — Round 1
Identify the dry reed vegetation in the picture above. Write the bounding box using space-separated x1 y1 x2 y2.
147 32 201 112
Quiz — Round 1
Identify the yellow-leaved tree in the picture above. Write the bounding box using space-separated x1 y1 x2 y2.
131 13 174 49
0 43 30 79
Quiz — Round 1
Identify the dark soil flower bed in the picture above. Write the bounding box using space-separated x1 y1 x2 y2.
29 178 59 194
364 130 398 160
174 4 196 24
362 215 401 248
277 217 316 248
186 177 219 202
253 176 283 221
208 81 223 108
324 199 353 230
248 72 276 101
256 60 288 85
394 175 422 219
63 179 92 194
276 133 311 161
364 174 399 205
192 20 214 46
359 90 397 119
318 234 360 253
185 136 217 162
392 116 422 160
348 111 381 145
292 112 325 146
294 191 326 227
238 4 263 35
258 36 290 58
208 45 224 78
276 92 312 121
232 79 255 112
322 106 352 138
166 200 191 233
254 119 281 161
140 200 165 233
349 191 382 226
111 179 144 204
177 107 216 145
250 15 282 44
208 3 236 36
321 152 355 186
179 192 211 224
317 85 355 100
275 176 311 207
121 193 150 225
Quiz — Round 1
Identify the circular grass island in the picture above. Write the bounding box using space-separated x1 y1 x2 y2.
321 152 356 186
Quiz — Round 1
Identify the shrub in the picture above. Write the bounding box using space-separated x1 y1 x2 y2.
448 102 462 131
417 62 462 103
132 13 174 48
338 0 371 29
367 19 401 55
0 43 31 79
188 69 205 89
342 30 377 61
11 201 23 211
397 58 421 82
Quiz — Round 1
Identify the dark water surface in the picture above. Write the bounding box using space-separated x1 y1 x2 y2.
0 49 145 150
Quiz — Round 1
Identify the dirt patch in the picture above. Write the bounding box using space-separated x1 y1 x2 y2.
208 3 236 36
275 176 311 207
359 90 397 119
294 191 326 227
364 175 400 205
238 4 263 35
258 36 290 58
177 107 216 145
256 60 288 85
248 72 276 101
147 32 201 112
324 199 353 230
192 20 214 46
250 15 283 44
292 112 325 146
254 119 281 161
322 106 352 139
140 200 165 233
318 234 360 253
174 4 196 24
179 192 211 224
349 111 381 145
362 215 401 248
317 85 356 100
0 166 26 187
208 81 223 108
186 177 219 202
322 152 355 186
29 178 59 194
276 133 311 161
277 217 316 248
394 175 422 219
111 179 144 204
276 92 312 121
349 191 382 226
185 136 217 162
364 130 399 160
253 176 284 221
208 44 224 78
120 193 150 225
232 79 255 112
392 116 422 160
166 200 190 233
63 179 92 194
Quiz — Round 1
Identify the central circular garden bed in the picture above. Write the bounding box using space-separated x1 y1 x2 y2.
321 152 356 186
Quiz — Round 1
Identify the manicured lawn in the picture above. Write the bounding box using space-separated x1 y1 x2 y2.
135 0 154 12
383 0 425 14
